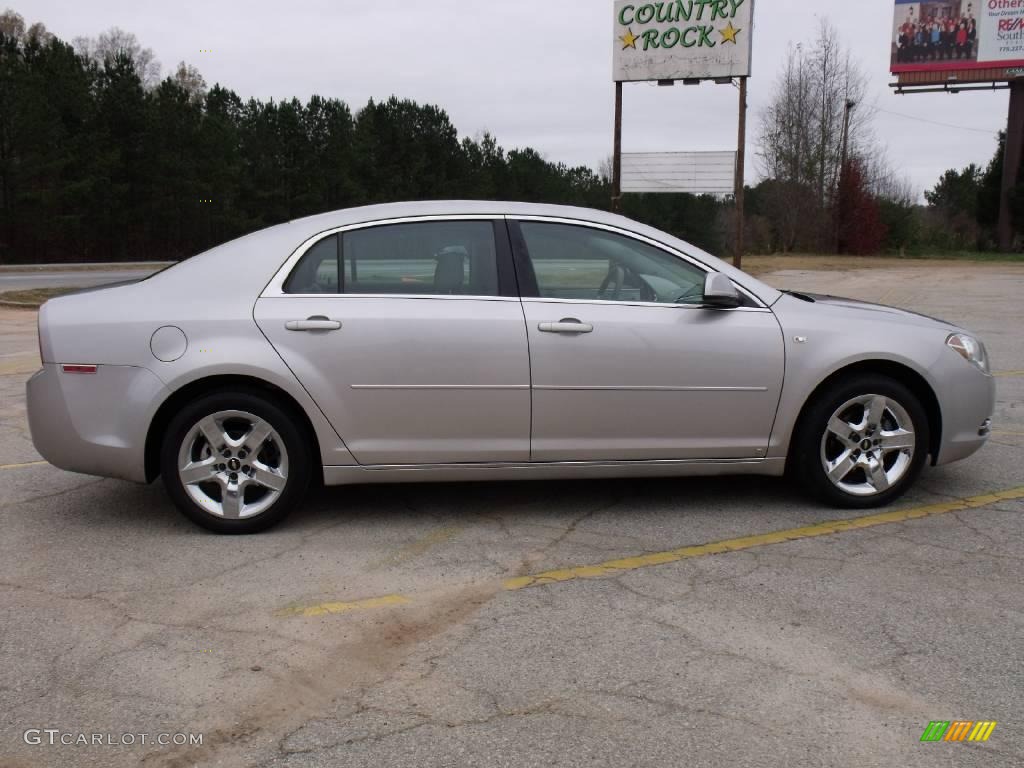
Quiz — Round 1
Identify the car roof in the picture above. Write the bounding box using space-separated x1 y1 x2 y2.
286 200 633 232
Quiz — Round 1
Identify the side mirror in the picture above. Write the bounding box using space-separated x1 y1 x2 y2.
702 272 742 309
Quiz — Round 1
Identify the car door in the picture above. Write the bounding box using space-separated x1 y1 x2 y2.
511 219 784 462
254 217 531 465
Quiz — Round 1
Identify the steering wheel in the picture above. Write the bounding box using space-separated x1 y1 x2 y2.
599 263 659 302
598 264 625 300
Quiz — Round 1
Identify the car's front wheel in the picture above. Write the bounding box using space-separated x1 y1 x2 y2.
161 390 311 533
793 374 929 508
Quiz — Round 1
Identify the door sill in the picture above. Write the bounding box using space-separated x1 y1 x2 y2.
323 457 784 486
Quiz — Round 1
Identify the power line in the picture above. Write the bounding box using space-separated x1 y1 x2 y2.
868 106 1000 136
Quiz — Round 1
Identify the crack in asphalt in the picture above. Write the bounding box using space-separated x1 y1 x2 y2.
0 477 107 510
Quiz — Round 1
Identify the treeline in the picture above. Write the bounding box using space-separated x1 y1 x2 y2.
744 129 1012 255
920 134 1009 251
0 12 736 264
0 25 598 263
1 9 1014 264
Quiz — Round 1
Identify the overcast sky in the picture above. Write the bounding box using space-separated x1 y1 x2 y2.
19 0 1007 197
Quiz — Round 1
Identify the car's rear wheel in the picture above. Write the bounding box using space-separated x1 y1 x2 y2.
793 374 929 508
161 391 310 533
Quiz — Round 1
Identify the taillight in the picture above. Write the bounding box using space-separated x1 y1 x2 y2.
61 364 98 374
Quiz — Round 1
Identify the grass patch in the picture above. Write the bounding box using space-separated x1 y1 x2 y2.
737 253 1024 277
0 261 172 273
885 250 1024 262
0 286 82 307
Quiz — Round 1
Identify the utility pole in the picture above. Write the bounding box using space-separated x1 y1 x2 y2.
840 99 856 170
835 98 856 253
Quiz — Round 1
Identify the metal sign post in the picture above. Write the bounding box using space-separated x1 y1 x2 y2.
613 81 623 213
734 76 748 270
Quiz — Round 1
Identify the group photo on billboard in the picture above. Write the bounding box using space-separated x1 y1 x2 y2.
891 0 1024 72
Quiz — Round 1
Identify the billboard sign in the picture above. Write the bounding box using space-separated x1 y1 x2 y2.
621 151 736 195
613 1 754 82
891 1 1024 75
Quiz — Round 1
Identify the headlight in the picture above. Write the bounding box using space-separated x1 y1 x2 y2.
946 333 990 374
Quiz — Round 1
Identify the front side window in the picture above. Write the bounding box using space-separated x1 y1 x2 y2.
519 222 707 304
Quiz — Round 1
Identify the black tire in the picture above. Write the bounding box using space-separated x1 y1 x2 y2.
792 374 929 509
160 390 311 534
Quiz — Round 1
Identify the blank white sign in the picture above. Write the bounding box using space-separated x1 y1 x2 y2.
621 151 736 195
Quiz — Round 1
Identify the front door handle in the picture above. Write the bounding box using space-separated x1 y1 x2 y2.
538 318 593 334
285 316 342 332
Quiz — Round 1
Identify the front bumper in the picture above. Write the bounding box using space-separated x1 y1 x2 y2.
26 364 168 483
933 360 996 466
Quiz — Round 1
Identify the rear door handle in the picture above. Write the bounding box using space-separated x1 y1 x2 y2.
538 319 593 334
285 316 342 332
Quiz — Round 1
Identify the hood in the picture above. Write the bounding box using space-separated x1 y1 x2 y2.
783 291 960 330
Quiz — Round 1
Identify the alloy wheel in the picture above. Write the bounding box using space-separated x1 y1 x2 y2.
176 410 289 519
819 394 916 497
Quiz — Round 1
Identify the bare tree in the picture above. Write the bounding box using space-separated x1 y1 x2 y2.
0 11 53 45
173 61 207 103
861 147 914 203
74 26 161 88
756 20 884 250
0 8 25 40
757 20 870 208
25 21 52 44
758 43 812 184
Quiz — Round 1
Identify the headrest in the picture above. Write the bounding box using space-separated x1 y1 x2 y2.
434 251 465 294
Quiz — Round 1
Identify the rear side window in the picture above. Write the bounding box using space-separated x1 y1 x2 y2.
283 234 339 294
284 221 499 297
342 221 498 296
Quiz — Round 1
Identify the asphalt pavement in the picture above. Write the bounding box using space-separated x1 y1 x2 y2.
0 261 1022 768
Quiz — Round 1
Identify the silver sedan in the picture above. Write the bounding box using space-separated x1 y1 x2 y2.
26 202 995 533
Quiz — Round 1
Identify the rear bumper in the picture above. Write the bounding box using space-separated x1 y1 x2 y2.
26 364 168 483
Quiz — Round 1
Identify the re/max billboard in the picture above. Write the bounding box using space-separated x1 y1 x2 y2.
891 0 1024 75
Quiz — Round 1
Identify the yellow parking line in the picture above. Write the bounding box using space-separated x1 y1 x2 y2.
0 460 47 471
992 430 1024 436
503 486 1024 591
277 593 411 618
280 486 1024 617
994 370 1024 377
